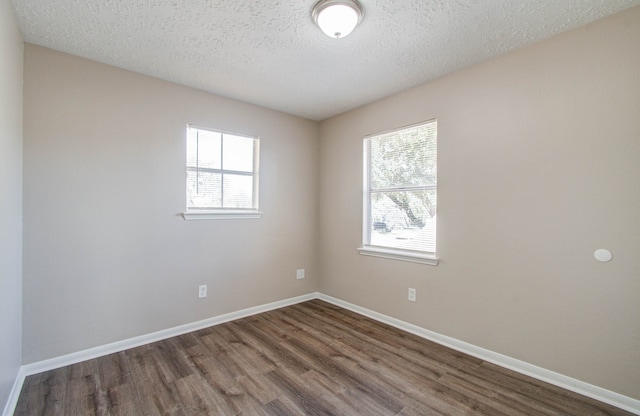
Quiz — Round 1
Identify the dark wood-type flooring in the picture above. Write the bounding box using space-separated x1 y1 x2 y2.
15 299 634 415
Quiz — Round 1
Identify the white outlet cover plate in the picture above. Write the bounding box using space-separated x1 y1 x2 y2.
198 285 207 298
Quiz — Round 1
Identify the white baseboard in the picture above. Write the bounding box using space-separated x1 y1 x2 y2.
2 367 25 416
3 293 317 416
22 293 317 377
316 293 640 415
5 292 639 416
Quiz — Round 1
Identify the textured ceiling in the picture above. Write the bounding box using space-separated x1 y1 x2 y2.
9 0 640 120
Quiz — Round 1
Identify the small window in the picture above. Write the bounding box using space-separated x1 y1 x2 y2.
359 120 437 264
183 125 260 220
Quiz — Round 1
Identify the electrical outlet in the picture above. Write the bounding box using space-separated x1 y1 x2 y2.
198 284 207 298
408 288 416 302
296 269 305 280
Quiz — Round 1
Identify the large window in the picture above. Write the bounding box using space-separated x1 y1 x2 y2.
360 120 437 264
184 125 260 219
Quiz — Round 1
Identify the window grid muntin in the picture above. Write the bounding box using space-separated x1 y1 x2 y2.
186 125 259 210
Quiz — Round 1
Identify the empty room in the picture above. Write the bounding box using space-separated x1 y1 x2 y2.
1 0 639 415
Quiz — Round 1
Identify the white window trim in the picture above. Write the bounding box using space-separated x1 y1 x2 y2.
360 119 438 265
182 209 263 220
184 125 260 220
358 246 438 265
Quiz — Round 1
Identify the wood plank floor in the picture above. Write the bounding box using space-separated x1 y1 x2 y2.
15 299 633 415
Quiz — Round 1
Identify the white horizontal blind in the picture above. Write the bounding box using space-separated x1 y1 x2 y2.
186 126 259 210
364 120 437 254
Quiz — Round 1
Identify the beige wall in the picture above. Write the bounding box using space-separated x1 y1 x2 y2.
22 45 320 363
318 7 640 399
0 0 23 410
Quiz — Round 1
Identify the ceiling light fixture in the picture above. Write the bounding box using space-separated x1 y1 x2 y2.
312 0 364 39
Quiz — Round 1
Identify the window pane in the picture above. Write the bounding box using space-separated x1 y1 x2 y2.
187 170 221 208
369 190 436 253
187 127 221 169
185 126 259 212
370 123 436 189
223 134 254 172
364 120 437 256
223 174 253 208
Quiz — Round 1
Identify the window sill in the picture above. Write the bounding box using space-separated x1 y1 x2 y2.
358 246 438 266
182 210 263 220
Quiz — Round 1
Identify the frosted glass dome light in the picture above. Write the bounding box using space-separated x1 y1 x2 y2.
312 0 364 39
